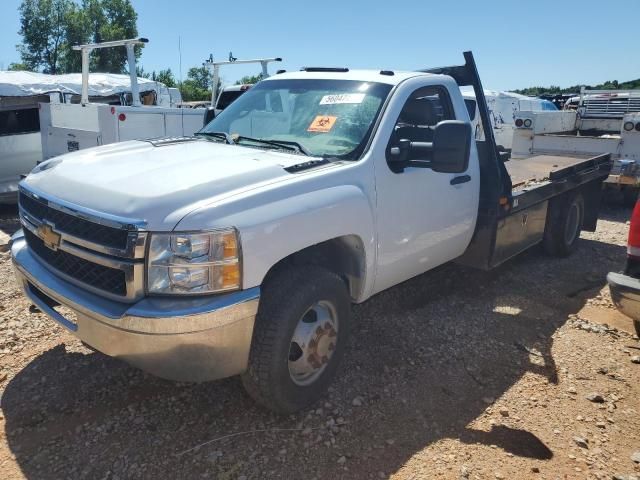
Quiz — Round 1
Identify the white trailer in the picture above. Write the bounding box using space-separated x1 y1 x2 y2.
40 38 205 160
511 88 640 200
462 89 557 151
0 70 78 203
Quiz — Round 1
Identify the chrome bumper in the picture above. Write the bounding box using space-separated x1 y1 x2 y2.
608 271 640 321
11 231 260 382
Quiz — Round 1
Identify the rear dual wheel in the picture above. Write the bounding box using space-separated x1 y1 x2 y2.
543 193 584 257
241 265 351 413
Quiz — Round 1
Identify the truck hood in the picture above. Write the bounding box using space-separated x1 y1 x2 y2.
22 139 304 229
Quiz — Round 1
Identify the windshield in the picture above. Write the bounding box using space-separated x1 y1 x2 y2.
201 79 393 160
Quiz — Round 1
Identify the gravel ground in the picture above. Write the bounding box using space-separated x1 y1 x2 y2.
1 204 639 480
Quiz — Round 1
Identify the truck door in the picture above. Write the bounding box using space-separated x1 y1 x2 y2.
373 82 479 293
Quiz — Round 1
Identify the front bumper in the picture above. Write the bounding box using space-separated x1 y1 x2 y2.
11 232 260 382
607 271 640 321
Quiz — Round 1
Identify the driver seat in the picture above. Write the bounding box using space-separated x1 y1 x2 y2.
395 98 438 142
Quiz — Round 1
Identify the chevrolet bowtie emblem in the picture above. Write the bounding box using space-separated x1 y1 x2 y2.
37 224 61 251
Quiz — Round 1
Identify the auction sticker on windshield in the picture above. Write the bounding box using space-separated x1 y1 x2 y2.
319 93 365 105
308 115 337 133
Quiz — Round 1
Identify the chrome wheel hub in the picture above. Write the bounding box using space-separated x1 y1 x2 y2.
288 301 338 386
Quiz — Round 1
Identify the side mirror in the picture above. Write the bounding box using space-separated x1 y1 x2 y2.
430 121 471 174
203 107 216 126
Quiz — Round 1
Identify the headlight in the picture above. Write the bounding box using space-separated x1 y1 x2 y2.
147 229 241 295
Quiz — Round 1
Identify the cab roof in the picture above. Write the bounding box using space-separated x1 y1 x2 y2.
262 69 446 86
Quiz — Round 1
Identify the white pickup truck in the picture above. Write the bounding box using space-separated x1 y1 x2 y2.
11 52 611 413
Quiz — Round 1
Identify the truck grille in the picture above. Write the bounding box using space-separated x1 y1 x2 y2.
23 229 127 296
18 187 146 301
19 192 129 250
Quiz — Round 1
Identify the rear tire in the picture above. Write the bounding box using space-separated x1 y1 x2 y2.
623 187 639 207
241 265 351 413
543 193 584 257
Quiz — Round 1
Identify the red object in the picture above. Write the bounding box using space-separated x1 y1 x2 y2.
110 107 116 114
515 118 524 127
628 200 640 257
118 113 126 121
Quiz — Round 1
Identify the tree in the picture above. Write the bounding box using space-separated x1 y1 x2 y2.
58 1 91 73
18 0 73 73
179 66 212 101
135 64 151 79
513 79 640 96
83 0 139 73
156 68 176 88
8 62 30 71
236 73 264 85
17 0 139 74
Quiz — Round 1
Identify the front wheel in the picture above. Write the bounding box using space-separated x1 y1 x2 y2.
241 265 351 413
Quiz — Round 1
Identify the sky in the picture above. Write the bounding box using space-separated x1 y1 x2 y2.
1 0 638 91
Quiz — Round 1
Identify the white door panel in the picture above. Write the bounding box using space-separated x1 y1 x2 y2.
372 78 479 294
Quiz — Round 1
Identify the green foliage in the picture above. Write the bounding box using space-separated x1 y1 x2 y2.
18 0 72 73
8 62 30 71
514 79 640 96
179 66 213 101
84 0 139 73
235 73 264 85
155 68 176 88
17 0 139 74
135 64 150 79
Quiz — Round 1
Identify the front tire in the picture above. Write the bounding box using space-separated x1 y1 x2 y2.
241 265 351 413
543 192 584 257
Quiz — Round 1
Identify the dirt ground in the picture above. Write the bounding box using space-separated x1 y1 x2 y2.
1 203 639 480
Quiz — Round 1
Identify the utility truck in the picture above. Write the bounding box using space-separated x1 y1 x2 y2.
511 88 640 201
39 38 204 160
11 52 611 413
462 89 557 151
202 54 282 118
1 70 178 203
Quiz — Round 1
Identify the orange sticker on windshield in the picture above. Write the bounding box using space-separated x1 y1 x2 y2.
307 115 337 133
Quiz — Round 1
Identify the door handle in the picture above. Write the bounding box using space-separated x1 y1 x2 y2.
450 175 471 185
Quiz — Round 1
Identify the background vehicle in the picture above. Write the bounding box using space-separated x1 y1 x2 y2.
11 52 611 413
0 73 59 203
1 70 174 203
462 88 557 150
511 88 640 202
39 38 205 160
214 84 252 115
608 200 640 336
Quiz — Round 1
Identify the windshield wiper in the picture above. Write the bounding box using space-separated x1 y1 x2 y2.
235 136 309 156
194 131 234 144
265 139 312 156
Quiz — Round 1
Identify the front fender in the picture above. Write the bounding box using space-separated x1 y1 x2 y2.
175 183 377 302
